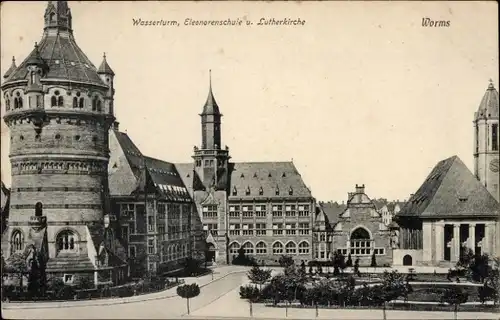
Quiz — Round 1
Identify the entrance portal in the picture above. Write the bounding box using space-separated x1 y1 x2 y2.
205 243 216 262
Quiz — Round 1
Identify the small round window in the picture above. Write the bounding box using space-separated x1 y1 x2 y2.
55 134 61 140
75 135 81 141
54 90 60 96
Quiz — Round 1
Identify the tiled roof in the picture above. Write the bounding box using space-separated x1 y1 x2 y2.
113 131 144 181
144 157 192 202
228 161 312 199
97 54 115 76
397 155 499 218
3 32 106 87
318 201 347 226
3 57 17 79
46 255 95 272
175 163 195 198
372 199 388 211
475 81 499 120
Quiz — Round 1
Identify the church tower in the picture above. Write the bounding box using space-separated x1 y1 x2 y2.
192 71 230 191
1 1 126 285
474 80 500 202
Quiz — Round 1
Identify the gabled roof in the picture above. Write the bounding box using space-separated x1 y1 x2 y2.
318 201 347 227
228 161 312 199
475 80 499 120
398 155 499 219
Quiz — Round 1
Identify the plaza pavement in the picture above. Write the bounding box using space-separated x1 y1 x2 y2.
2 265 498 320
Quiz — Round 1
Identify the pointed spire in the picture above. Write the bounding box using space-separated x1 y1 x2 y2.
202 69 220 115
26 42 45 67
44 1 72 33
3 56 17 79
98 52 115 76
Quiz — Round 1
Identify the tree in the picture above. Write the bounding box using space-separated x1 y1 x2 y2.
233 247 257 266
239 285 260 317
177 283 201 315
345 254 353 268
300 261 306 274
279 255 294 268
353 258 360 276
370 251 377 267
183 257 204 276
247 265 272 290
6 252 28 292
440 287 468 320
332 251 346 275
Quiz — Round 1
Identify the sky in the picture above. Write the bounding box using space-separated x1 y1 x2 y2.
0 1 498 202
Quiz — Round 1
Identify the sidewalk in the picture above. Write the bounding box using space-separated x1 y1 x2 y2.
2 266 250 310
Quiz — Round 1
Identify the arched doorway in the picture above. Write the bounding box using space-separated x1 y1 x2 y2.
403 254 413 266
205 243 216 262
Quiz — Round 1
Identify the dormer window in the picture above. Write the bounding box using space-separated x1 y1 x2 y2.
268 173 272 178
232 187 237 196
245 187 250 196
259 187 264 196
289 187 293 196
253 173 257 178
282 172 286 178
240 173 245 178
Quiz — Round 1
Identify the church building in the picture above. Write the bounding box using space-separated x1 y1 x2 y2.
393 81 500 267
1 1 127 287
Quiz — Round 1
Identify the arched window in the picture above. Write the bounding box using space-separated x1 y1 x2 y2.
256 242 267 254
18 97 23 108
229 242 240 255
50 12 56 22
51 96 57 107
11 230 24 253
58 96 64 107
350 227 372 256
57 230 78 253
298 241 310 254
79 97 84 108
96 100 102 112
285 241 297 254
272 242 284 254
6 98 10 111
30 71 35 85
35 202 43 217
14 98 18 109
243 242 254 255
73 97 78 108
92 97 98 111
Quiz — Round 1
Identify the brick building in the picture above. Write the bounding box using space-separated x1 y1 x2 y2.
174 74 316 265
1 1 127 287
108 127 203 276
315 185 393 266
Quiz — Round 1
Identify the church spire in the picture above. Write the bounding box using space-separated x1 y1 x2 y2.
475 79 499 120
44 1 72 33
98 52 115 76
202 69 221 115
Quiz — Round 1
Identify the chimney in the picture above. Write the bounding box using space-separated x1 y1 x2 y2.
112 121 120 131
355 184 365 194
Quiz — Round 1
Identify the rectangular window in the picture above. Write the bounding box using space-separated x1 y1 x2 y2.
121 203 135 220
255 205 266 217
242 224 254 236
298 223 310 235
202 205 218 219
273 223 283 235
272 205 283 217
229 205 240 218
129 245 136 258
63 274 74 284
121 225 129 241
493 124 498 151
148 216 154 232
242 205 254 218
285 205 296 217
285 223 296 235
256 223 266 236
298 205 310 217
148 239 154 254
229 224 240 236
157 203 166 220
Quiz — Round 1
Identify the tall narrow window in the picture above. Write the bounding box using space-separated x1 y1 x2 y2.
79 98 84 108
30 71 35 85
58 96 64 107
92 97 97 111
475 125 479 153
97 100 102 112
57 230 77 253
51 96 57 107
492 124 498 151
73 97 78 108
11 230 24 253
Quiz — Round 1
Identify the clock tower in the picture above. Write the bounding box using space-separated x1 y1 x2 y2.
474 80 500 202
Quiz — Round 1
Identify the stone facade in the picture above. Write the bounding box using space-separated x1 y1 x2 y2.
316 185 393 266
1 1 127 287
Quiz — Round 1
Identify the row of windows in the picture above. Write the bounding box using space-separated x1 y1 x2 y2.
11 229 79 254
5 92 105 112
229 241 310 255
227 204 311 218
475 123 499 152
14 133 99 143
337 248 386 256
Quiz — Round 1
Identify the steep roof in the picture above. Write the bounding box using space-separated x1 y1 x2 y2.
112 131 191 201
175 163 195 198
201 71 220 115
2 2 106 88
319 201 347 226
228 161 312 199
397 155 499 219
3 57 17 79
97 54 115 76
475 80 499 120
